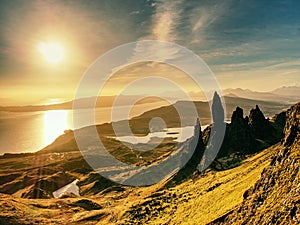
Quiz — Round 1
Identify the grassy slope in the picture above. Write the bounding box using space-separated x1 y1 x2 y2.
121 144 278 225
0 143 277 224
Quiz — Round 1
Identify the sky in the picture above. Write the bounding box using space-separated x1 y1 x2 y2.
0 0 299 105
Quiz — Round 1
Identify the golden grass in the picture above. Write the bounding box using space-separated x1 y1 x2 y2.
0 144 278 224
121 145 278 225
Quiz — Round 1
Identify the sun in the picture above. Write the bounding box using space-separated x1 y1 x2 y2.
38 42 64 64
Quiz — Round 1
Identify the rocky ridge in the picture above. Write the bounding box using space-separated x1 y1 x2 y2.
211 102 300 224
203 101 286 161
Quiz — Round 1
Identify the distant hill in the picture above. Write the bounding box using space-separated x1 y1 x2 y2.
0 95 167 112
29 95 289 156
271 85 300 97
223 86 299 104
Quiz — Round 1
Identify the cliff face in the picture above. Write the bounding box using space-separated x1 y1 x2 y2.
213 102 300 224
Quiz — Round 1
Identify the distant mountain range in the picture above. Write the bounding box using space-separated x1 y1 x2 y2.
223 86 300 103
0 86 298 112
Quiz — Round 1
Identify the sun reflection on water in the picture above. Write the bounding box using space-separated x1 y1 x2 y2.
43 110 70 146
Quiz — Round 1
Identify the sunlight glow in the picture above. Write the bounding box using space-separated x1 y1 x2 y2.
43 110 69 146
47 98 63 105
38 42 64 64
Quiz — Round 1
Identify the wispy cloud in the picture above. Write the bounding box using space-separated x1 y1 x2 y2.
130 1 185 63
191 1 229 33
150 0 183 41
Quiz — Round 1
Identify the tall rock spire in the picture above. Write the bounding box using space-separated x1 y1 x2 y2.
212 92 224 124
199 92 226 170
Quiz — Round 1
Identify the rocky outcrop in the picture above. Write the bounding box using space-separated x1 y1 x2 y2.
271 111 287 140
204 104 286 159
248 105 281 146
220 107 255 156
282 103 300 146
248 105 271 139
211 102 300 224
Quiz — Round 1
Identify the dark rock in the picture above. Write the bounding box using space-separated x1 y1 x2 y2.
217 107 255 157
205 104 285 162
212 92 225 124
243 189 250 199
283 102 300 146
248 105 275 141
71 199 102 210
229 107 255 154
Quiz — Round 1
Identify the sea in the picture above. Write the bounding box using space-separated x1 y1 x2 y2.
0 102 173 154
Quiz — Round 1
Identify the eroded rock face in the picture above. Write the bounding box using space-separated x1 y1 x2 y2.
212 102 300 225
283 102 300 146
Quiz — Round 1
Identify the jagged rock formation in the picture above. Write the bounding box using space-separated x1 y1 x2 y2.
204 104 286 160
220 107 255 156
248 105 272 139
249 105 282 145
211 102 300 224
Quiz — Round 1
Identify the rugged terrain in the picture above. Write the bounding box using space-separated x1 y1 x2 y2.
0 100 299 224
211 102 300 224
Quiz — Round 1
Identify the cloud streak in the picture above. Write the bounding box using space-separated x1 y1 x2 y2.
150 0 183 41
